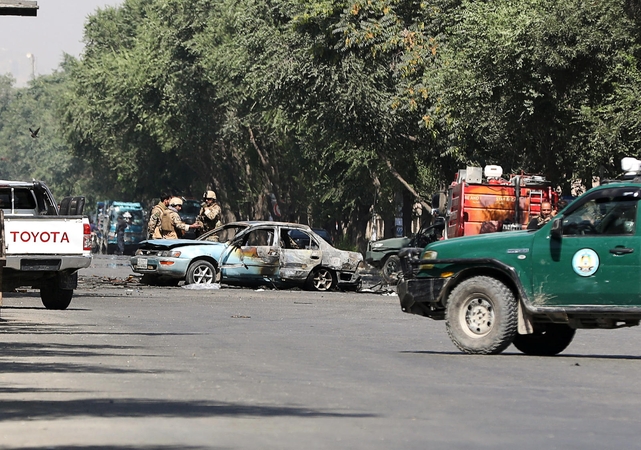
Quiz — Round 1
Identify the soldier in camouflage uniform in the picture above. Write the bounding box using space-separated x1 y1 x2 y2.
147 193 172 239
160 197 201 239
198 190 223 235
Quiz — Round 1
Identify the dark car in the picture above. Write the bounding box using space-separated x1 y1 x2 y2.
179 198 202 239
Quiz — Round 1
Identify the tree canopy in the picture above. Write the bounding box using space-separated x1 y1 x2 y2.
1 0 641 248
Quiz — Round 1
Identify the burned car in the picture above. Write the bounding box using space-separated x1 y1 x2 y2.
131 221 363 291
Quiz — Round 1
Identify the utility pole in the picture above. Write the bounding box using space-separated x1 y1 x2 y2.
26 52 35 78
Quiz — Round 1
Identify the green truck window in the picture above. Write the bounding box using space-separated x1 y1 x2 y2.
562 194 638 236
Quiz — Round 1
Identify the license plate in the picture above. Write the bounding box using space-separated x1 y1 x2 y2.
136 258 148 268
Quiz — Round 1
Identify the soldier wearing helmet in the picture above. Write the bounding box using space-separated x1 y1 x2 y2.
160 197 201 239
197 190 223 236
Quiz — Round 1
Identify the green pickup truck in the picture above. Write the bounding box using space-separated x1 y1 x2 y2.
397 179 641 356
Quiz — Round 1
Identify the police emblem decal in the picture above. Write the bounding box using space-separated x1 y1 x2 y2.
571 248 599 277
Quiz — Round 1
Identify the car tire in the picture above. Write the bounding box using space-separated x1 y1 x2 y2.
186 260 217 285
306 267 336 291
445 276 517 355
513 324 576 356
40 282 73 310
381 255 401 284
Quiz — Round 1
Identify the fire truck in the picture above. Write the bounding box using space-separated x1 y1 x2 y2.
366 165 557 282
441 165 557 238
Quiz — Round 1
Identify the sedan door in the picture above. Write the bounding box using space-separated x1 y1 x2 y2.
277 227 322 283
219 226 280 284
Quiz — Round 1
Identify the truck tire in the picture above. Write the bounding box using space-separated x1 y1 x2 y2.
40 284 73 310
382 255 401 284
513 324 576 356
445 276 517 355
186 260 216 285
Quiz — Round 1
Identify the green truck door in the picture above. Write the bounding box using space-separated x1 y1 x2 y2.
531 187 641 306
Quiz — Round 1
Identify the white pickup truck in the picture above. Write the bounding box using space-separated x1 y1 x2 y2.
0 180 92 309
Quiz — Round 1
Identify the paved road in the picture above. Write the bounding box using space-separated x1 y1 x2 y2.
0 256 640 449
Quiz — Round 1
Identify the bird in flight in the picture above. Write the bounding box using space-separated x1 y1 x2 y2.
29 127 40 138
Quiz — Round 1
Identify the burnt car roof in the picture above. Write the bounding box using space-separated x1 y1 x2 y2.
140 221 319 249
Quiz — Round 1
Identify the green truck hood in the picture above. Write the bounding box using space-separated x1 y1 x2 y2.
371 236 412 251
423 230 536 260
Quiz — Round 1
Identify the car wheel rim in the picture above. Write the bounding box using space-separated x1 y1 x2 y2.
460 297 494 337
314 270 332 290
384 261 399 276
193 265 214 284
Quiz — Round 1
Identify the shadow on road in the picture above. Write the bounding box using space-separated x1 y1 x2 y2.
400 349 641 360
0 397 376 421
9 446 211 450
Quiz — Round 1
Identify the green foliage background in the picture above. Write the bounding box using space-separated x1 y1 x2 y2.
2 0 641 249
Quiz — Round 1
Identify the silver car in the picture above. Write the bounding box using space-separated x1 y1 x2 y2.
131 221 363 291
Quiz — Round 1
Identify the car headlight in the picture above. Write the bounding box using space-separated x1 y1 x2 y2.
158 250 182 257
372 242 384 248
423 250 438 260
135 249 143 256
420 250 438 270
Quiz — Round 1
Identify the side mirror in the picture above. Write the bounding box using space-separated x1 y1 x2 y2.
551 217 563 239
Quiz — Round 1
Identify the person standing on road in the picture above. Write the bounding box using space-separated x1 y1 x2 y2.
116 213 129 255
160 197 201 239
197 190 223 236
527 201 555 230
148 193 172 239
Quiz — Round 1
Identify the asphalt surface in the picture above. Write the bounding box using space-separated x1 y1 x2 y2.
0 256 640 449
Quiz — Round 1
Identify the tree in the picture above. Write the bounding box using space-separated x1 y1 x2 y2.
0 67 86 199
423 0 641 186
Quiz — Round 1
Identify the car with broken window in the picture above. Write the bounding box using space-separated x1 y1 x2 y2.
130 221 363 291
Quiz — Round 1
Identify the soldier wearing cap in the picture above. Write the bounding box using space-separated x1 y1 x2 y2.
160 197 201 239
198 190 223 235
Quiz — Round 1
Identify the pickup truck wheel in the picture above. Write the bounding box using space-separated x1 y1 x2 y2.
382 255 401 284
306 267 336 291
513 324 576 356
186 260 216 285
445 276 517 355
40 285 73 310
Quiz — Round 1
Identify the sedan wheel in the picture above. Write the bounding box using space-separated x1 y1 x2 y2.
306 267 336 291
186 260 217 285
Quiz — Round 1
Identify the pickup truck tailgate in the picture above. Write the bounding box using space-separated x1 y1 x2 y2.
4 217 87 255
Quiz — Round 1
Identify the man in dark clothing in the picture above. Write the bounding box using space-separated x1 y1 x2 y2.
527 201 555 230
116 214 129 255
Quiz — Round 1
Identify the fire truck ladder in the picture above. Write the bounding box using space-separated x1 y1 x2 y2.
528 189 545 220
